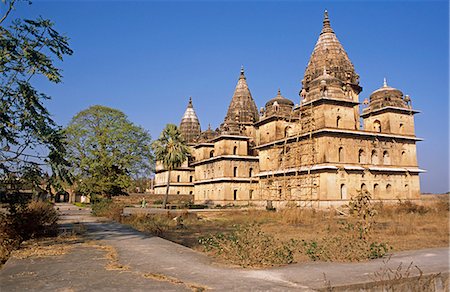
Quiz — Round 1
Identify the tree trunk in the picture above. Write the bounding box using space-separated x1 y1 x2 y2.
163 170 170 209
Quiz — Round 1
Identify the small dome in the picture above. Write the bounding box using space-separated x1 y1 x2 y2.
370 78 403 99
265 89 294 108
367 78 408 110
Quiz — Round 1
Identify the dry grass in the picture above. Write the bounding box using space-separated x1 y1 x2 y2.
96 195 449 267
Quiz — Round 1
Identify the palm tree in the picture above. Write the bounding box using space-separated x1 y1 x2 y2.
152 124 190 209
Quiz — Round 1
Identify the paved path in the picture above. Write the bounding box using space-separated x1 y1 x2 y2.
1 203 448 291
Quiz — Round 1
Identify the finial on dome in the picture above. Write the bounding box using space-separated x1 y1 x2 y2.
277 88 281 95
241 65 244 74
321 9 333 33
188 96 193 108
208 123 211 130
383 77 388 87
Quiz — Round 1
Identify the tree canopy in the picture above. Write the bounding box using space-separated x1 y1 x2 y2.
65 105 153 198
0 0 73 196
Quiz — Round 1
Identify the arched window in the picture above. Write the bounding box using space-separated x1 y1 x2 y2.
374 184 379 197
374 120 381 132
361 183 367 192
338 147 344 162
358 149 365 164
249 190 253 200
401 151 406 164
209 150 214 158
249 168 253 177
371 150 378 164
233 167 237 177
177 191 180 194
233 190 237 200
189 191 193 195
284 126 291 137
386 184 392 193
177 175 180 182
233 146 237 155
189 176 193 182
383 151 390 165
399 123 404 134
336 116 341 128
340 184 347 199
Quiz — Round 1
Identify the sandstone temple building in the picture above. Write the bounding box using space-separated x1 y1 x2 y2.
154 11 423 208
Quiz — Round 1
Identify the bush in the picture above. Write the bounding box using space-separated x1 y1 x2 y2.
91 199 124 221
199 224 297 267
301 191 391 262
122 214 174 236
396 200 428 215
0 201 59 265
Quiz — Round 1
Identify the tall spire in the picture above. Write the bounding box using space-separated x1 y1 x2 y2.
383 77 388 87
321 10 333 34
179 97 201 144
221 67 259 134
303 10 360 93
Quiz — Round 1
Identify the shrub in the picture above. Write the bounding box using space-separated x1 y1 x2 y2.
396 200 428 215
122 214 174 236
302 191 391 262
0 201 59 265
91 199 124 221
198 224 297 267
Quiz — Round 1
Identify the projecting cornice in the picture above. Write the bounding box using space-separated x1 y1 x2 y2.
191 155 259 166
255 128 422 150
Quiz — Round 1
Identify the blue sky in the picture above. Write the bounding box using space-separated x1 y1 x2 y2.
10 1 449 193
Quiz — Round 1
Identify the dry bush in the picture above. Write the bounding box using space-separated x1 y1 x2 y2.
91 199 125 221
199 223 297 267
395 200 428 215
122 214 175 236
0 201 59 265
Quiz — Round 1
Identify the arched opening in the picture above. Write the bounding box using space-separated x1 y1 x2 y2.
386 184 392 193
374 183 379 198
249 168 253 177
399 123 404 134
336 116 341 128
233 167 237 177
189 191 193 195
338 147 344 162
371 150 378 164
249 190 253 200
189 176 193 182
233 190 237 200
383 151 390 165
209 150 214 158
233 146 237 155
401 151 406 164
176 191 180 194
361 183 367 192
177 175 180 182
358 149 365 164
374 120 381 132
340 184 347 200
284 126 291 137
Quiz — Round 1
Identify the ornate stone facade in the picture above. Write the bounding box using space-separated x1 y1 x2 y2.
154 11 423 208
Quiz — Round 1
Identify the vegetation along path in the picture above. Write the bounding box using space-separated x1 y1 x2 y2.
0 203 448 291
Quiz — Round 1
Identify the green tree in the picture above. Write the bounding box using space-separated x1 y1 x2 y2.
65 105 153 199
152 124 190 209
0 0 73 198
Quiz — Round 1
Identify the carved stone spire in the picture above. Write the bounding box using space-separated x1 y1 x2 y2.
179 97 201 144
303 10 361 95
221 67 259 134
